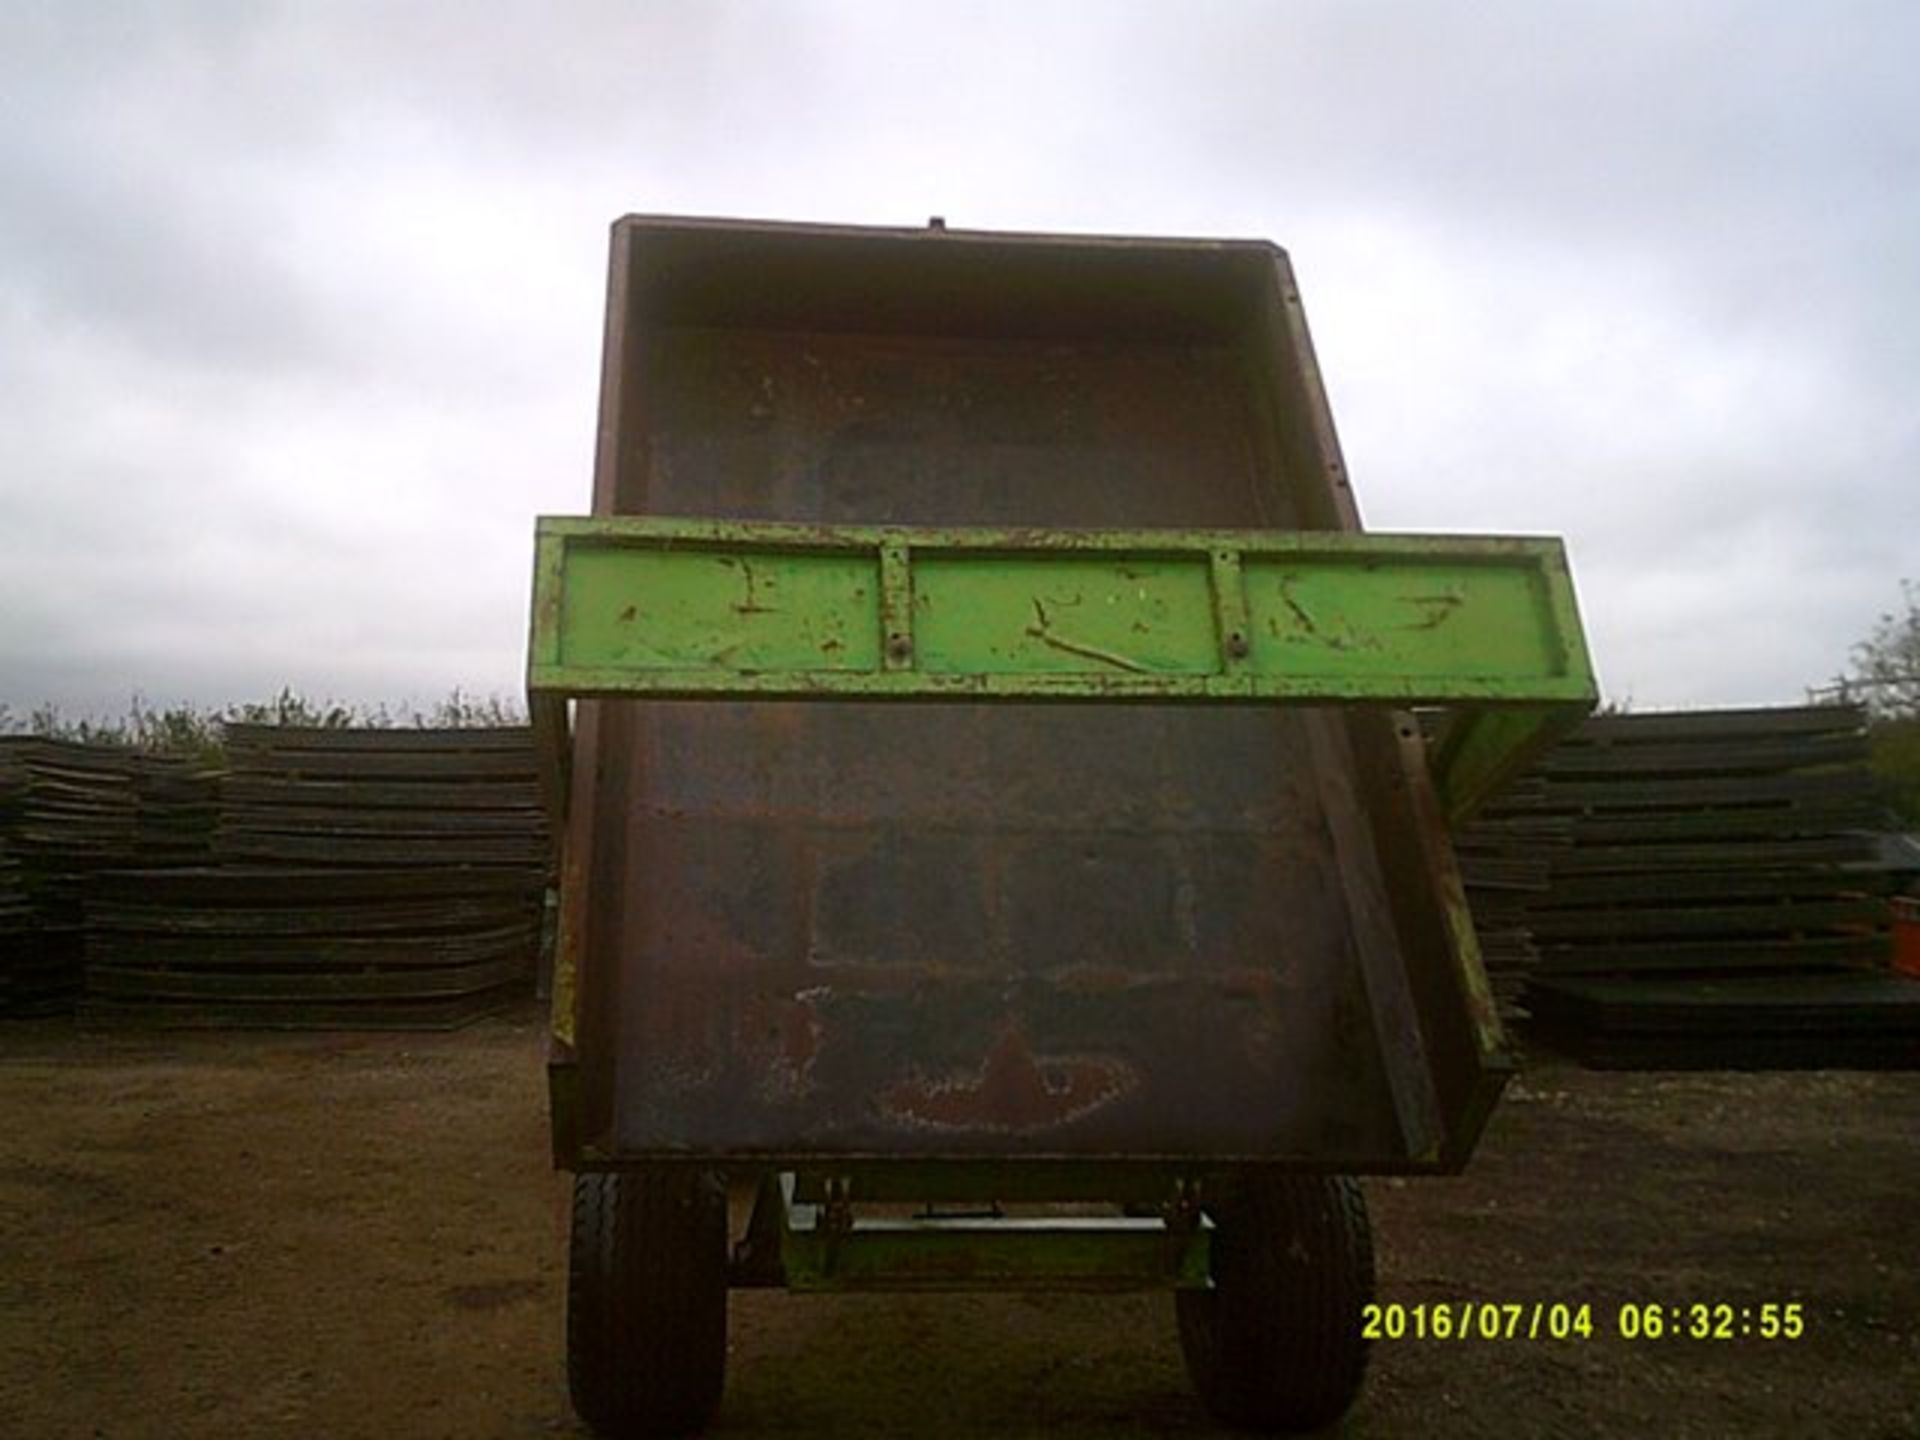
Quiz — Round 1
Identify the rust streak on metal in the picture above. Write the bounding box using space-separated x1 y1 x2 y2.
737 992 825 1102
878 1023 1136 1132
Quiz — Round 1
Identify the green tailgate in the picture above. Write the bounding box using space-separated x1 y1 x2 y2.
528 516 1595 825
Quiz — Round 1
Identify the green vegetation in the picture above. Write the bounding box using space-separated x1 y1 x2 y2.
0 688 526 765
1832 581 1920 825
1844 580 1920 720
1868 717 1920 825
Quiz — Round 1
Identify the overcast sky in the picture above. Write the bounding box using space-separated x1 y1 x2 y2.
3 0 1915 719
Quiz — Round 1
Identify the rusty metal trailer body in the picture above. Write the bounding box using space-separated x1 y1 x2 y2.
529 216 1595 1436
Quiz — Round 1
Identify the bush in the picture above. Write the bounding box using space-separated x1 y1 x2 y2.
0 688 527 765
1870 717 1920 827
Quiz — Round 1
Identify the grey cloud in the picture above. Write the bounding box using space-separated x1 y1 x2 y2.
1 0 1916 718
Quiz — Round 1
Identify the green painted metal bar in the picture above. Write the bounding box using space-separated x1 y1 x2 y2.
526 515 1597 822
1429 705 1587 826
780 1216 1212 1293
788 1164 1199 1206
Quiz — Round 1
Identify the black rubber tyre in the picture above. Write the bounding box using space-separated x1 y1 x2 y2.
567 1169 728 1439
1175 1174 1374 1434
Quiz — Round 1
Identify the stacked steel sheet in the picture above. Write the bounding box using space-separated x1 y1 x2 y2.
0 839 38 1013
214 725 548 868
0 842 27 923
1514 705 1905 1067
82 726 547 1028
1523 974 1920 1069
1449 785 1571 1017
0 737 140 870
131 755 221 865
0 738 141 1014
83 867 540 1027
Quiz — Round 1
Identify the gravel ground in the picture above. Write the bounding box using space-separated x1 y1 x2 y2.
2 1004 1915 1439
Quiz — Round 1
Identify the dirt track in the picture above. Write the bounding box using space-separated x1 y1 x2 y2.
2 1005 1916 1439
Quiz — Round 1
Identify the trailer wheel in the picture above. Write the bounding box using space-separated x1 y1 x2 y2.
567 1169 728 1439
1175 1174 1374 1433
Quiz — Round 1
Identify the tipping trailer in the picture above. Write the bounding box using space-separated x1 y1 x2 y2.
527 216 1596 1436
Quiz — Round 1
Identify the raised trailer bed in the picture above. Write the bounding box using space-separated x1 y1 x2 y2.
528 216 1596 1435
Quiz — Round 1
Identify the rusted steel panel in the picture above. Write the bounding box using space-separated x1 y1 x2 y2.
556 218 1535 1170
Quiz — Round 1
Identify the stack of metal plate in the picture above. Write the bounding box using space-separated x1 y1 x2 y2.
0 737 140 872
1524 972 1920 1069
1449 787 1571 1018
0 738 141 1014
82 726 548 1028
214 725 548 867
1516 706 1888 977
0 839 41 1013
131 755 221 865
0 842 28 924
1513 705 1905 1067
83 866 541 1028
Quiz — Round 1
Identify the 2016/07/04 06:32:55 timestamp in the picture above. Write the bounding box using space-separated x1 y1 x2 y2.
1362 1302 1808 1341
